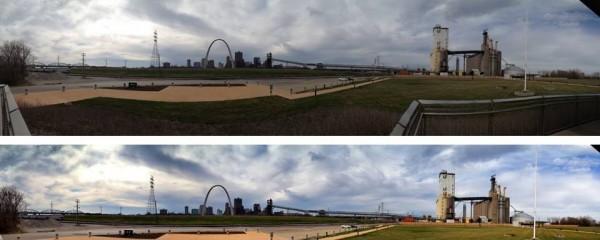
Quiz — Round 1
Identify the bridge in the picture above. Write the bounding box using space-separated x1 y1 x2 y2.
272 205 404 219
270 55 416 72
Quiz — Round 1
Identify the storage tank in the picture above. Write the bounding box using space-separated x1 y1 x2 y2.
503 64 525 79
512 211 534 227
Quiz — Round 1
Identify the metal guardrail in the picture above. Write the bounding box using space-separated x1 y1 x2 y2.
391 94 600 136
1 84 31 136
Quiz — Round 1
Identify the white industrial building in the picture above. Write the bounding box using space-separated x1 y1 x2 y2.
430 25 449 73
435 170 455 221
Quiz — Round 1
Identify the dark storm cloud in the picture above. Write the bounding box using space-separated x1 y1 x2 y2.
443 0 522 20
118 145 220 181
125 0 223 37
0 146 89 175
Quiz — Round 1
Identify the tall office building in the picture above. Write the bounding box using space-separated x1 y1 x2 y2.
234 198 244 215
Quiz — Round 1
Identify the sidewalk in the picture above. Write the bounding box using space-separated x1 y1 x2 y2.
324 225 394 240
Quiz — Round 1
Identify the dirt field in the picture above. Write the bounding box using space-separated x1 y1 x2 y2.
15 79 386 106
4 222 383 240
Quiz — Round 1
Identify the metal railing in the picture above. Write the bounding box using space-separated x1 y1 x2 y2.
1 84 31 136
391 94 600 136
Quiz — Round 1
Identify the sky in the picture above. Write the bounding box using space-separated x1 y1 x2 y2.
1 0 599 73
1 145 599 221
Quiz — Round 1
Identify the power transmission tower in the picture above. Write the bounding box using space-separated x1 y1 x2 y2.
150 30 161 75
146 176 157 223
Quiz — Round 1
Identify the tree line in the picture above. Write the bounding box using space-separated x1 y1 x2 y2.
548 216 597 227
538 69 600 79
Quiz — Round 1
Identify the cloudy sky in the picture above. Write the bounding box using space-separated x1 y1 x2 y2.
1 0 599 73
1 145 599 221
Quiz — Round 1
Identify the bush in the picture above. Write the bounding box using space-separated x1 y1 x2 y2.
0 40 33 85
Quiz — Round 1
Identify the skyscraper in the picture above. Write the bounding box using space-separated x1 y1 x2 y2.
224 202 231 215
187 59 191 68
225 57 232 68
253 203 261 214
234 198 244 215
234 51 245 68
184 206 189 215
253 57 261 68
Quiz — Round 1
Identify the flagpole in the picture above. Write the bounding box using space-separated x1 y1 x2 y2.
524 2 529 92
533 146 538 239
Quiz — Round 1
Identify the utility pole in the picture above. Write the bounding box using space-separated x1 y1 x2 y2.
75 199 80 226
120 207 123 215
81 53 86 79
105 59 107 67
51 201 53 213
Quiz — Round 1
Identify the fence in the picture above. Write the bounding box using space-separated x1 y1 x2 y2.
1 84 31 136
391 94 600 136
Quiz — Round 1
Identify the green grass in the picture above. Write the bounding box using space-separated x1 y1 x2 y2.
62 215 371 226
21 77 600 135
72 77 600 125
68 67 377 79
543 225 600 233
344 224 600 240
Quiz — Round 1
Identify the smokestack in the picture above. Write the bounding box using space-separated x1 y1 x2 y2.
495 41 499 51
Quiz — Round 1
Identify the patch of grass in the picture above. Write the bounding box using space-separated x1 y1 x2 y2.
344 224 600 240
21 77 600 135
62 215 372 226
543 225 600 233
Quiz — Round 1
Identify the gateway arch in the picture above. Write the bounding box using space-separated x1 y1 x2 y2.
202 185 234 216
204 39 235 69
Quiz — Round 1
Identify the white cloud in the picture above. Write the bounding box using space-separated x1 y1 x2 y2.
1 145 599 220
1 0 598 72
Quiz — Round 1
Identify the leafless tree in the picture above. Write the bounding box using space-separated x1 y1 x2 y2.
0 185 25 233
0 40 33 85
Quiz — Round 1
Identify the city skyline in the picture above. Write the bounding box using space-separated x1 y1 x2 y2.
1 145 599 220
2 0 599 73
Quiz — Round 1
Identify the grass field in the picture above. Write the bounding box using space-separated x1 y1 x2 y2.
543 225 600 233
61 215 373 226
344 224 600 240
68 67 378 79
20 77 600 135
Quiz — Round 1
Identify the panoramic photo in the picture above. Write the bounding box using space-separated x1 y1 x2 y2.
1 145 599 240
1 0 600 136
